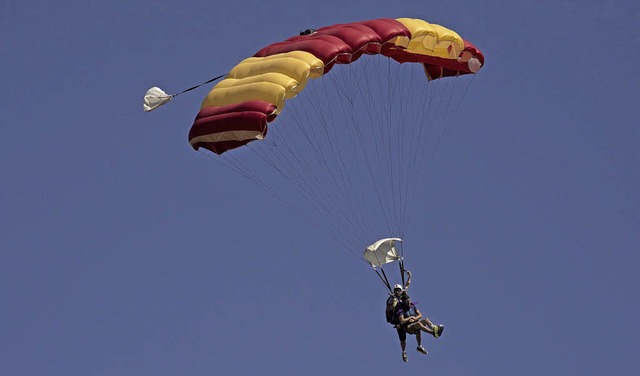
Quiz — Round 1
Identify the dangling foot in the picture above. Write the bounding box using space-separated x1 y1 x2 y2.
432 324 444 338
402 352 408 362
416 346 428 355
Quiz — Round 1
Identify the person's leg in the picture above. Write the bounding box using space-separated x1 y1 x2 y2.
420 317 444 338
420 319 444 338
397 327 408 362
415 331 428 354
421 316 435 328
410 321 434 335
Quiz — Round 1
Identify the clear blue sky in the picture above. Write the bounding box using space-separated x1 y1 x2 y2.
2 1 639 375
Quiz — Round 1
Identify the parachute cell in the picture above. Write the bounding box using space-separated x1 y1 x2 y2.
188 100 277 154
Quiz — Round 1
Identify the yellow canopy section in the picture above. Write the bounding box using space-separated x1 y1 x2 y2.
230 51 325 79
396 18 464 59
200 82 287 111
214 72 306 99
200 51 324 112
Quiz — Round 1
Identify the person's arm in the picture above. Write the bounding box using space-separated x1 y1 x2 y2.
404 270 412 291
398 306 420 325
413 307 423 321
396 308 413 325
397 311 411 326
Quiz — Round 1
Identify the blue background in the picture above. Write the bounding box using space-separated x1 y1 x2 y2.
2 1 638 375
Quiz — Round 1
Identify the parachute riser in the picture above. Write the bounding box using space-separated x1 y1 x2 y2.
373 256 405 293
373 266 391 292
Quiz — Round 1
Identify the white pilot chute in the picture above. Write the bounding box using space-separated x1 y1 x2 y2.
363 237 407 292
363 237 402 268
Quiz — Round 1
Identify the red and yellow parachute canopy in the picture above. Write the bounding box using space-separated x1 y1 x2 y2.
188 17 484 155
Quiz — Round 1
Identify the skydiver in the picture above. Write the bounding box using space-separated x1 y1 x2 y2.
385 270 412 361
396 295 444 362
387 270 412 314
